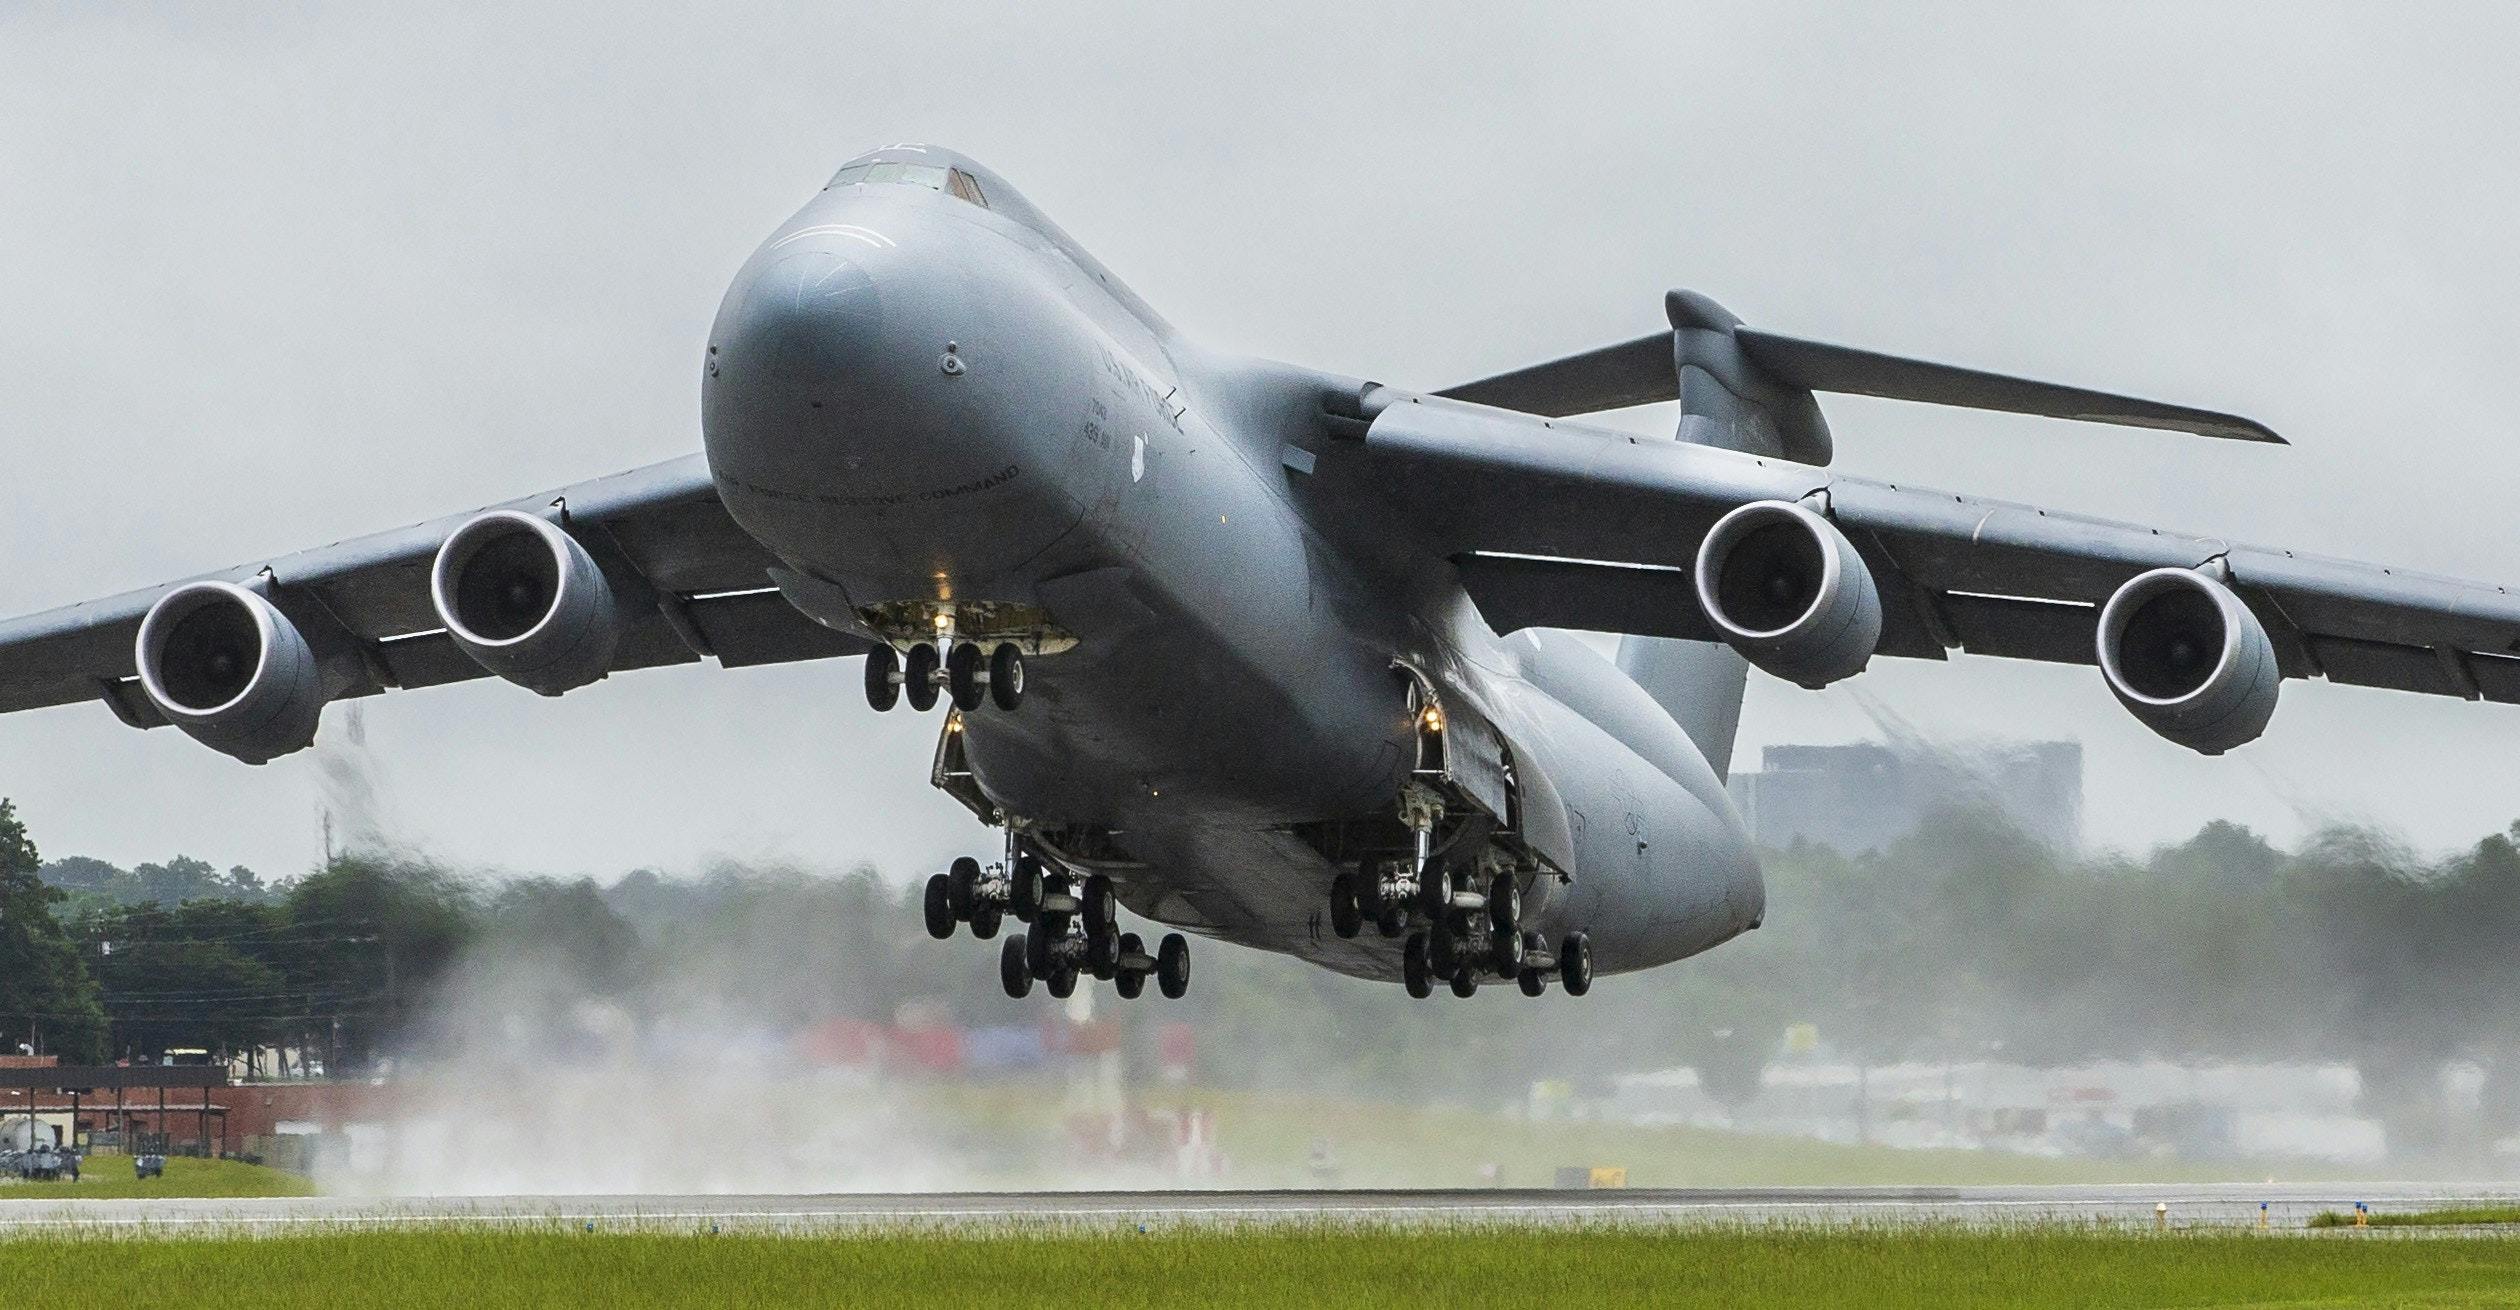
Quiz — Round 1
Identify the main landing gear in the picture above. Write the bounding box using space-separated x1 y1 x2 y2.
929 843 1189 1001
1355 856 1589 1001
867 641 1024 714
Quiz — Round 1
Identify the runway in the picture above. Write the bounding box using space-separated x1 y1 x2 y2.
4 1182 2518 1234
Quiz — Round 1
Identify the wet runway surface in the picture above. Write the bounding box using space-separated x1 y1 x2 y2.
4 1182 2518 1233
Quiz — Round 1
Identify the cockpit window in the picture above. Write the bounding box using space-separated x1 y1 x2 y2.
824 160 990 209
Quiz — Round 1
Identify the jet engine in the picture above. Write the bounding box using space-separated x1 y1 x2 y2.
133 581 325 764
430 510 621 696
1692 500 1883 688
2096 567 2279 755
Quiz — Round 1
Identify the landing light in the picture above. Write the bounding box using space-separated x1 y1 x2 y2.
1421 706 1444 733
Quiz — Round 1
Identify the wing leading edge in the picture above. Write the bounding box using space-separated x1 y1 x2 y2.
1341 393 2520 709
0 454 865 729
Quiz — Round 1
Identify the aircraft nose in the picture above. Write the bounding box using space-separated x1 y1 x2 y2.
712 242 886 393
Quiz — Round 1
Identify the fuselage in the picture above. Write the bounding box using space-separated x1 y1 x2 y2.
699 146 1762 981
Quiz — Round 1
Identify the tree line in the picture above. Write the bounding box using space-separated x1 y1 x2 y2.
8 792 2520 1155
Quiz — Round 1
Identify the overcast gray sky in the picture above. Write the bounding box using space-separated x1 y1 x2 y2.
3 2 2517 881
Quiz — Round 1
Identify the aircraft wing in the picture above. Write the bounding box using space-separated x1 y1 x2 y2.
0 453 863 732
1344 394 2520 706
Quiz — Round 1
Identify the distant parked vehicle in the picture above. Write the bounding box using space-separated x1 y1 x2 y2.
17 1147 63 1181
133 1154 166 1180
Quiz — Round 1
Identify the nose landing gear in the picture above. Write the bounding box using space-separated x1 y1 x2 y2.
866 641 1026 715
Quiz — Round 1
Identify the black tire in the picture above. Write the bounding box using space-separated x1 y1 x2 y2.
922 873 954 940
1026 922 1054 978
1561 932 1593 998
904 643 941 711
1491 924 1525 975
1375 902 1406 939
1117 931 1144 966
1086 926 1119 980
1488 873 1521 939
1116 968 1145 1000
1047 964 1077 999
1403 933 1434 999
946 642 986 712
1011 850 1042 923
1000 935 1033 998
1157 933 1191 999
1082 875 1118 937
864 645 901 712
1450 968 1479 999
946 856 982 921
969 902 1002 941
989 644 1025 711
1417 864 1452 917
1328 874 1363 939
1518 968 1547 998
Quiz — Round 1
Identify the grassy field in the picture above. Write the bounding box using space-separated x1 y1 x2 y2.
0 1154 312 1201
7 1225 2520 1308
2311 1206 2520 1229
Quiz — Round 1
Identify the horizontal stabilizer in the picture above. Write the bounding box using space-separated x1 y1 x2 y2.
1436 333 1674 418
1731 328 2283 444
1436 289 2283 449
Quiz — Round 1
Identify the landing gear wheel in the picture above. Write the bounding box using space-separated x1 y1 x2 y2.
1329 874 1364 940
904 643 941 712
969 902 1002 941
1402 933 1434 999
1375 902 1406 939
1561 932 1594 997
1000 935 1033 998
1156 933 1191 999
946 856 982 921
1046 964 1078 999
1081 875 1119 939
1488 874 1521 939
989 644 1025 711
945 643 986 712
1025 922 1055 978
1010 850 1043 923
1450 967 1479 998
1086 927 1119 980
864 646 900 711
1114 933 1146 999
1417 865 1453 918
922 873 954 940
1518 968 1547 998
1491 923 1525 974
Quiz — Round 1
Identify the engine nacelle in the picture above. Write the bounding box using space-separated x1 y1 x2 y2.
2096 567 2279 755
430 510 621 696
1692 500 1883 688
133 581 325 764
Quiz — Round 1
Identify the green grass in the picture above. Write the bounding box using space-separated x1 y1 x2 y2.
2311 1206 2520 1229
8 1225 2520 1308
0 1154 313 1201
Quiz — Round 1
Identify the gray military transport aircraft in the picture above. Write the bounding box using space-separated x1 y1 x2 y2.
7 144 2517 1003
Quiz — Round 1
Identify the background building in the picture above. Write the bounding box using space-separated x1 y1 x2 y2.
1728 740 2083 854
